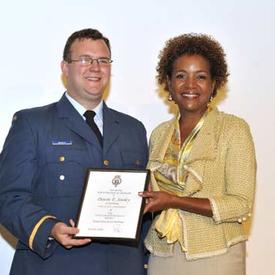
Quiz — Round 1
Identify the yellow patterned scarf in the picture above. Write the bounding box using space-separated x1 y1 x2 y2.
154 110 209 250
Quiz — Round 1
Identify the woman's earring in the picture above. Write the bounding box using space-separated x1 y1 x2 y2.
168 93 173 101
207 95 213 107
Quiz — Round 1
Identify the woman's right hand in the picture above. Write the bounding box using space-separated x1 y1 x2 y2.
139 191 175 213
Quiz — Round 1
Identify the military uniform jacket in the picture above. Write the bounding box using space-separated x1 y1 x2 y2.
0 94 149 275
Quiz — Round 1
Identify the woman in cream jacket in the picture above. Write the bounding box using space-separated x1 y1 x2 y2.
140 34 256 275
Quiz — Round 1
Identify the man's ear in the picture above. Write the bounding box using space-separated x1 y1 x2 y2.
61 60 68 77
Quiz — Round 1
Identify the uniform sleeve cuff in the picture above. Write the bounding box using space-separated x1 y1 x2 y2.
30 217 60 259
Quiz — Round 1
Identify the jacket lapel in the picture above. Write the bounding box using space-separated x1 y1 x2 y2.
186 108 219 164
149 117 176 163
149 108 220 165
56 94 101 148
102 102 120 154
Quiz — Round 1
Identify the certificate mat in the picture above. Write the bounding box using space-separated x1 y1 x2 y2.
75 169 149 242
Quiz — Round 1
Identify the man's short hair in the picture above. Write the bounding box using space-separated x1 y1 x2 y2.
63 28 111 61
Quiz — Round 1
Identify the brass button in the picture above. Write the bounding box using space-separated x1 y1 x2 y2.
59 175 65 181
103 160 109 166
144 264 148 269
59 156 65 162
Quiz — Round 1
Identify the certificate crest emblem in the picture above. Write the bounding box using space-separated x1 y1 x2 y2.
112 175 122 187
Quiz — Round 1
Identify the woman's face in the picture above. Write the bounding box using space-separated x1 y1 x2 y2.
168 54 215 115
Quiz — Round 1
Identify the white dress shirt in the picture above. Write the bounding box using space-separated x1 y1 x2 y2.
65 92 103 135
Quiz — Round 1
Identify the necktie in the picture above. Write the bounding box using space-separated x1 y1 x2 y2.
83 110 103 147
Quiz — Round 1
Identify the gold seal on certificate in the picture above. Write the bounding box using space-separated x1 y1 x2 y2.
75 169 149 242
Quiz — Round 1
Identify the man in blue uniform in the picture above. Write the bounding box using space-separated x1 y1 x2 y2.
0 28 149 275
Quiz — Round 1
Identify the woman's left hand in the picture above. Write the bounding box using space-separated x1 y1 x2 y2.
139 191 174 213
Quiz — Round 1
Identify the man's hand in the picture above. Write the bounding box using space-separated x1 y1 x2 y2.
51 219 91 249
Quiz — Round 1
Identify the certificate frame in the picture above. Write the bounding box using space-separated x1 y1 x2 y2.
75 169 149 244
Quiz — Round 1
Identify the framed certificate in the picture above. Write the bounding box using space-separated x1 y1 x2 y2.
75 169 149 243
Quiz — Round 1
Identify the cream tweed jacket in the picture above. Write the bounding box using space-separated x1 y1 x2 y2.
145 108 256 260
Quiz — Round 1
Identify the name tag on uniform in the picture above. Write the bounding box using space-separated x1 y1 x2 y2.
51 140 73 146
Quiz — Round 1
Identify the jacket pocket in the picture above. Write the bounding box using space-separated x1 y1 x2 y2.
121 150 145 169
34 149 88 197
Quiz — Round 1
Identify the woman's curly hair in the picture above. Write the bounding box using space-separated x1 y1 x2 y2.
157 33 229 97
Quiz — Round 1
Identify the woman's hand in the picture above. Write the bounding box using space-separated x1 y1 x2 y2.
139 188 213 217
139 191 175 213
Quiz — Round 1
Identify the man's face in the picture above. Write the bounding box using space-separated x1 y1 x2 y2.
61 38 111 109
